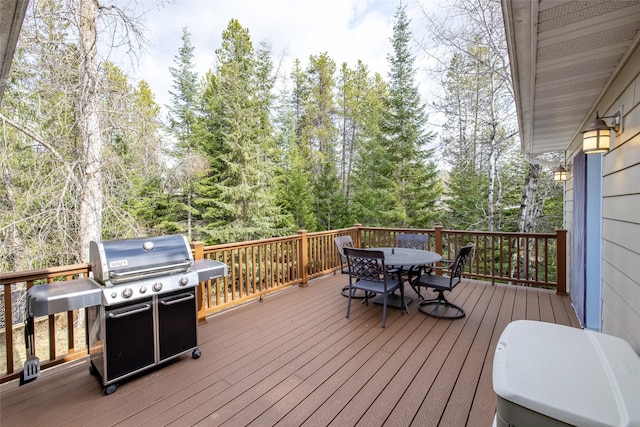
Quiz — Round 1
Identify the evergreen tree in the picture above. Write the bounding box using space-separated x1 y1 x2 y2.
300 53 346 230
382 4 441 227
196 19 287 243
350 72 401 226
437 51 488 229
336 60 370 218
273 69 317 231
165 27 206 239
0 3 77 269
129 80 168 235
100 62 148 238
167 27 200 151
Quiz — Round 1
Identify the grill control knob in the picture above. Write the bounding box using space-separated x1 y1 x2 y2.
111 292 117 299
153 282 163 292
139 286 147 294
122 288 133 299
179 276 189 286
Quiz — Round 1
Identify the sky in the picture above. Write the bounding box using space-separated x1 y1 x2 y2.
119 0 440 114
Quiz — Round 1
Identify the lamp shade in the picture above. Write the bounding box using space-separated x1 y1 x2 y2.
553 165 567 182
582 117 611 154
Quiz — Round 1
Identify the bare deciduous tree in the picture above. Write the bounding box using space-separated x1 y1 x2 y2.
1 0 160 268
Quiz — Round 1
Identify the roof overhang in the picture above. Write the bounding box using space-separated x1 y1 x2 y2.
0 0 29 104
502 0 640 157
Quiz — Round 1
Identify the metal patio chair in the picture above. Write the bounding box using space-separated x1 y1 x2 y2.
334 235 353 275
335 236 375 299
394 233 431 298
413 243 474 319
344 247 407 328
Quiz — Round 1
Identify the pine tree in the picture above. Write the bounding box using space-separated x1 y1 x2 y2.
196 19 287 243
336 61 370 210
350 72 402 226
300 53 346 230
382 4 441 227
129 80 168 235
167 27 200 151
437 51 489 229
165 27 206 239
273 66 317 231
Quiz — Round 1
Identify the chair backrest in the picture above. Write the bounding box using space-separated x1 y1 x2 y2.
395 233 429 250
334 235 354 274
334 235 354 258
343 247 387 284
447 244 474 286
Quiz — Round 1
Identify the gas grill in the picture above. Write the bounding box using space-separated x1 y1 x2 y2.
89 234 202 306
24 234 227 395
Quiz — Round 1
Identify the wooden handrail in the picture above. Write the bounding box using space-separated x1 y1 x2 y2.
0 226 567 383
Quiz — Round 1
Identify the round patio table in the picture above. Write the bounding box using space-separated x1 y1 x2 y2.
367 247 443 308
368 247 442 267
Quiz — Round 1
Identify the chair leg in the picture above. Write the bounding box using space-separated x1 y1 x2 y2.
409 282 421 299
346 288 352 319
400 283 409 314
409 274 427 300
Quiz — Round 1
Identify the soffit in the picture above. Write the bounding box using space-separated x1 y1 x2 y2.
502 0 640 156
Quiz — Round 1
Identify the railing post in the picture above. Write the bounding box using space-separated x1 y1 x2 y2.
297 230 309 287
3 286 14 374
434 226 443 255
354 223 362 248
434 226 444 275
556 229 567 295
190 241 207 322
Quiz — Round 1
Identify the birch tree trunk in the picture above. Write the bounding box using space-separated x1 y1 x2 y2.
487 142 496 231
78 0 103 261
517 163 540 232
512 162 540 281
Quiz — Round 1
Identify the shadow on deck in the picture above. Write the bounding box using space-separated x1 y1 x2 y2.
1 273 579 426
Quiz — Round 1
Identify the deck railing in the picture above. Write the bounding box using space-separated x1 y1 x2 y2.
0 226 566 382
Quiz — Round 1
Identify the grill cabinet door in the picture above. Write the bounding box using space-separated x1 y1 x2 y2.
157 289 198 361
104 297 155 382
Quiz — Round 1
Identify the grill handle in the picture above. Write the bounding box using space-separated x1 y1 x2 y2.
108 261 192 280
160 294 195 306
107 303 152 319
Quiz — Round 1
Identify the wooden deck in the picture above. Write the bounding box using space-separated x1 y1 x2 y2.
1 274 579 426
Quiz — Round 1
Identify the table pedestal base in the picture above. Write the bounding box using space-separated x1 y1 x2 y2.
373 293 413 309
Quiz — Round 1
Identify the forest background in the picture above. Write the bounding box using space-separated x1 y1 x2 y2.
0 0 563 272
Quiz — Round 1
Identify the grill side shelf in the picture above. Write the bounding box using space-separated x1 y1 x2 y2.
27 278 102 317
192 259 228 282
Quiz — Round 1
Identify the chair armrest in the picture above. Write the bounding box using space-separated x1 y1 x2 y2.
425 259 453 274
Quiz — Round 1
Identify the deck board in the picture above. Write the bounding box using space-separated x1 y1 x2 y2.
467 284 514 426
1 274 579 427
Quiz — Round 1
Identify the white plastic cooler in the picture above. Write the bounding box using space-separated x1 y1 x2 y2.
492 320 640 427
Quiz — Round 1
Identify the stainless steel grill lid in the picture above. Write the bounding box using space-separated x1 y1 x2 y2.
90 234 194 286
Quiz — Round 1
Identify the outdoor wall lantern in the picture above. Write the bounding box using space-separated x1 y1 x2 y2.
553 165 568 182
582 110 622 154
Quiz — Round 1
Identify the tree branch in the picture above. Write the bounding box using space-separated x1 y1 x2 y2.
0 112 81 188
